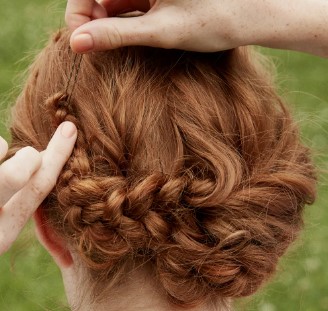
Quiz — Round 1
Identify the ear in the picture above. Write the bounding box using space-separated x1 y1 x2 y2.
34 208 73 269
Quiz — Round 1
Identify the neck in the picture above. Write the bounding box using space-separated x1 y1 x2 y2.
61 262 231 311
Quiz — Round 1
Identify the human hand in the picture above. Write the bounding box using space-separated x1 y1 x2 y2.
0 122 77 255
66 0 248 53
66 0 328 57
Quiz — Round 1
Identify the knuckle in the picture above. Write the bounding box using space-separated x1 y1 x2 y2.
29 182 46 198
48 148 71 168
104 25 123 49
151 21 179 49
66 13 88 30
30 176 56 199
46 177 57 191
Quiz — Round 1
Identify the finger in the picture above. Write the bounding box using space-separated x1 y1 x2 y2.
92 1 108 20
66 0 107 30
0 122 77 255
0 146 42 207
0 136 8 161
100 0 151 16
70 12 175 52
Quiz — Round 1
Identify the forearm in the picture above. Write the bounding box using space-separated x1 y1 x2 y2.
242 0 328 57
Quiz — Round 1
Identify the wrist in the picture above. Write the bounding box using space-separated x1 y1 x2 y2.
240 0 328 57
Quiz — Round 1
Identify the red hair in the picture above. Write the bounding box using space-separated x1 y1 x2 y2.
9 29 316 308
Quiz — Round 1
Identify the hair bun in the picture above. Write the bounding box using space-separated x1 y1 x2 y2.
11 30 316 308
51 165 315 305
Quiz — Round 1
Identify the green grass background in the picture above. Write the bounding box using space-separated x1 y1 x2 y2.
0 1 328 310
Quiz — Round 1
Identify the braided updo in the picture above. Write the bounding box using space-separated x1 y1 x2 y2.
9 29 316 308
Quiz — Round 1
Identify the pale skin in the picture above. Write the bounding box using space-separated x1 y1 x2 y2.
33 221 229 311
66 0 328 57
0 121 77 255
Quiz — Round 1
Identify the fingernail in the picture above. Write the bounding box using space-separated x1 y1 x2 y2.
73 33 94 53
60 122 76 138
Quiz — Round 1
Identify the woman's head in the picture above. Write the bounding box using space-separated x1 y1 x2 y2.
9 29 316 310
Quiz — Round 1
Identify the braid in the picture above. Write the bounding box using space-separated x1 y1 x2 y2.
10 29 317 308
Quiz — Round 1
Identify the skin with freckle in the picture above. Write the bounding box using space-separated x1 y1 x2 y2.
0 122 77 256
66 0 328 57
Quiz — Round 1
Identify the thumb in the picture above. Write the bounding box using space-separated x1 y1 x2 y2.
70 14 171 52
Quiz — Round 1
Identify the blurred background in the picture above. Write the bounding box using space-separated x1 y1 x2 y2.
0 1 328 310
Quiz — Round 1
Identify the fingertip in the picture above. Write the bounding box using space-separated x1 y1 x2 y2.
0 146 43 190
70 32 94 53
46 122 77 159
60 121 77 139
65 11 92 31
17 146 40 156
71 16 155 52
15 146 42 168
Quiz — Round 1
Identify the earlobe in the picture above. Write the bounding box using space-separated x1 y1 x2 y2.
34 208 73 269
